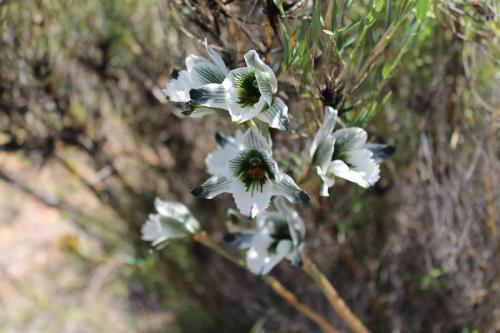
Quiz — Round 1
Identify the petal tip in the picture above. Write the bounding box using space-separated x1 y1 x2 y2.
182 103 193 116
298 191 311 204
189 88 202 101
190 186 204 197
385 145 396 158
170 68 180 79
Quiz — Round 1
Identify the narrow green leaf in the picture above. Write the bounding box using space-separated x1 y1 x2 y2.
331 0 339 31
416 0 429 22
311 0 322 45
374 0 384 12
384 0 392 30
272 0 286 16
280 23 290 65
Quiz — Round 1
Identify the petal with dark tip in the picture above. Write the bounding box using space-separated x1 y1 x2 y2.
365 143 396 162
189 83 228 109
272 173 310 204
191 175 231 199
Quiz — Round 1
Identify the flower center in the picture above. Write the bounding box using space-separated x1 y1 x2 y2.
269 221 291 254
234 70 261 108
230 149 275 193
332 141 354 167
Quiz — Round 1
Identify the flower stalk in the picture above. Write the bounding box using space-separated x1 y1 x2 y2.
192 232 340 333
302 253 370 333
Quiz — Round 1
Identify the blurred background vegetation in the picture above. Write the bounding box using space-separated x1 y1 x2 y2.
0 0 498 332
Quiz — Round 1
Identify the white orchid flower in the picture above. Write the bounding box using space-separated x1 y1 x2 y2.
224 198 305 275
310 106 395 196
163 39 229 117
141 198 200 247
189 50 289 130
191 127 309 218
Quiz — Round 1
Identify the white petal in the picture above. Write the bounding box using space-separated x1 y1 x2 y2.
163 70 192 102
242 127 271 152
189 83 228 109
185 55 207 71
141 214 188 246
142 199 200 245
312 135 336 170
329 160 371 188
191 175 232 198
316 166 336 197
310 106 338 159
226 95 267 123
231 178 273 218
205 133 242 175
256 97 289 130
244 50 278 105
246 233 273 274
204 38 228 75
346 149 380 186
246 235 291 275
331 127 368 151
272 172 310 204
190 62 226 86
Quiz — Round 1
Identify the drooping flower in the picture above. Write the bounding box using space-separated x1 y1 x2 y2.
141 198 200 247
189 50 289 130
225 198 305 275
191 127 309 218
162 39 229 117
310 106 395 196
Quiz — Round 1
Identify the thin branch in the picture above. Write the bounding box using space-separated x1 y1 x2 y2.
302 253 370 333
192 233 340 333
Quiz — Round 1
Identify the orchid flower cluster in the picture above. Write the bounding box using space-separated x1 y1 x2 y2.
142 41 394 275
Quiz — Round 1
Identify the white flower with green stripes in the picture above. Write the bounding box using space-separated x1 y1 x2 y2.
190 50 289 130
310 106 395 196
162 39 229 117
191 128 309 218
141 198 200 248
224 198 305 275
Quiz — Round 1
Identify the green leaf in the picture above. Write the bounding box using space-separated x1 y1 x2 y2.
272 0 286 16
311 0 322 45
416 0 429 22
280 23 290 65
384 0 392 30
330 0 340 31
374 0 384 12
382 63 391 79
